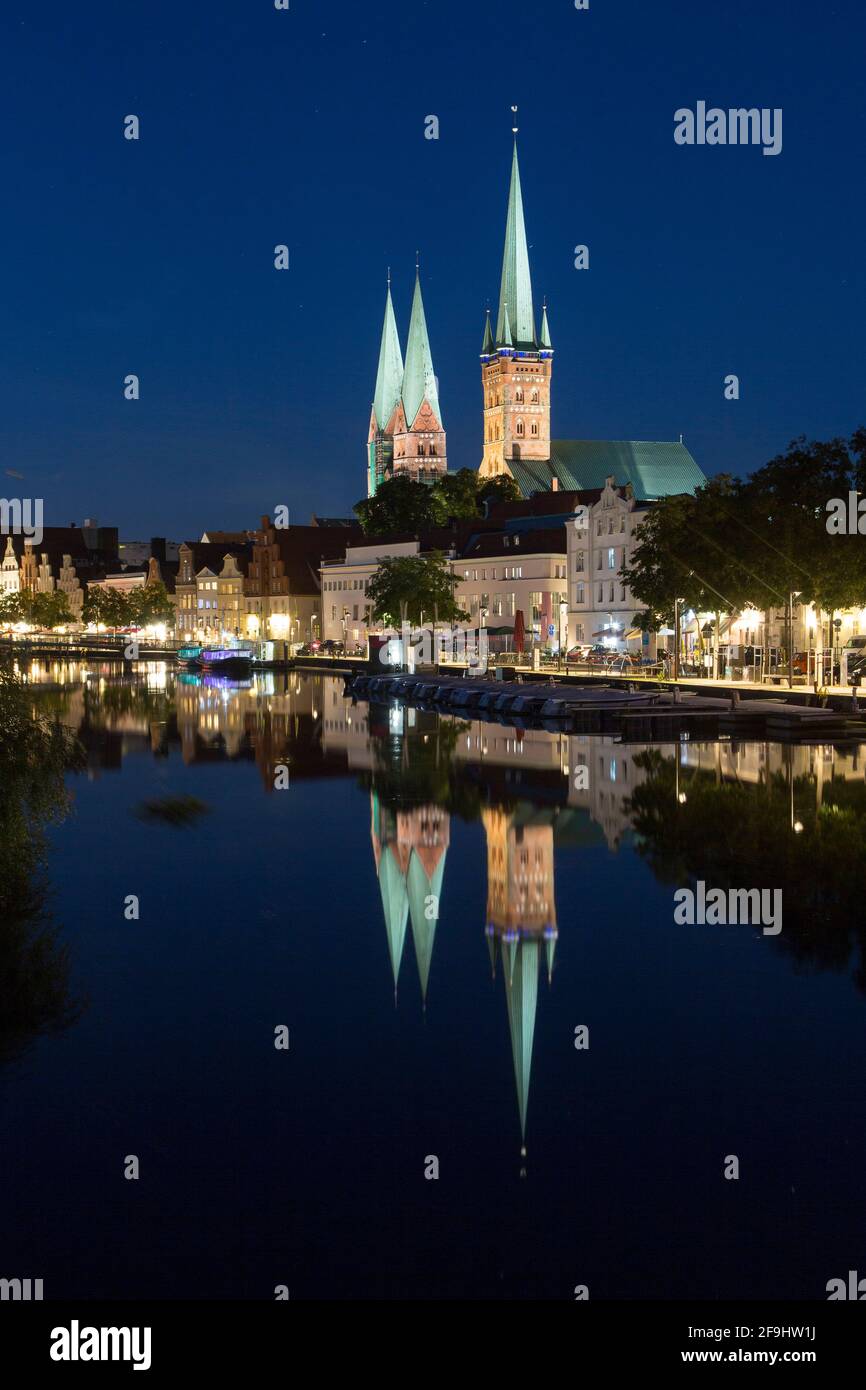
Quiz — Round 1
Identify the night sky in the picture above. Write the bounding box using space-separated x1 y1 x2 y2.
2 0 864 539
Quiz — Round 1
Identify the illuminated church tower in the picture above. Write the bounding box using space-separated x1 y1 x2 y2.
367 268 447 497
479 115 553 481
367 276 404 497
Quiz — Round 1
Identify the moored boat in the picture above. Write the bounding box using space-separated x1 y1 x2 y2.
176 644 203 667
199 646 254 672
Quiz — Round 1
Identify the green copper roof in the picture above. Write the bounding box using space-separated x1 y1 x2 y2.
499 301 513 348
372 283 404 431
407 850 447 1004
481 308 494 354
540 303 552 350
503 938 540 1143
496 142 537 350
401 271 441 429
507 439 707 502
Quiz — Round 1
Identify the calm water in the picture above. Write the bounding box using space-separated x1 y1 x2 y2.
3 659 866 1301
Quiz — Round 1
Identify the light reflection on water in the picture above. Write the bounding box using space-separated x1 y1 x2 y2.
5 657 866 1299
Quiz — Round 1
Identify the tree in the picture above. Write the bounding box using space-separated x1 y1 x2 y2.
129 581 174 628
30 590 73 630
477 473 522 508
0 588 72 630
354 468 526 537
354 475 440 537
82 586 132 632
429 468 482 521
0 591 26 627
0 660 85 1060
366 552 468 628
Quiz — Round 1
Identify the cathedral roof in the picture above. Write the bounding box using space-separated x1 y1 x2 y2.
496 142 538 351
372 281 404 432
401 271 442 430
507 440 707 502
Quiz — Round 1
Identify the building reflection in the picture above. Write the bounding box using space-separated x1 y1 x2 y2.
370 796 449 1002
22 663 866 1151
483 806 557 1161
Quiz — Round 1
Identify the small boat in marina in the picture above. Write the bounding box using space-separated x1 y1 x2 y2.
176 644 203 668
199 646 254 673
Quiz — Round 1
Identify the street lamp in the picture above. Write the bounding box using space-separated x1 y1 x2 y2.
788 591 801 689
673 597 686 682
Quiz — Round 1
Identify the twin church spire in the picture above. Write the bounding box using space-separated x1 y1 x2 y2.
367 268 447 497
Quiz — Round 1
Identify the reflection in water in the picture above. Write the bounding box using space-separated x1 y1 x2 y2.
0 663 85 1062
21 659 866 1149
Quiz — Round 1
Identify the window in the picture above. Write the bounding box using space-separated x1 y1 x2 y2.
608 548 616 569
598 584 603 602
531 388 539 403
596 519 603 536
575 551 584 572
516 420 524 437
506 593 515 617
492 594 503 616
575 623 584 641
609 583 614 602
596 552 602 569
530 422 538 437
620 585 626 602
576 583 585 604
515 388 524 403
530 592 542 622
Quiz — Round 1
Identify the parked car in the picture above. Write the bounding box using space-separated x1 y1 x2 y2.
566 644 593 662
319 639 345 656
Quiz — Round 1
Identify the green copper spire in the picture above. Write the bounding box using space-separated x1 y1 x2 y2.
540 300 552 350
499 301 513 349
401 269 442 429
481 307 495 354
407 849 447 1005
496 141 537 350
372 276 404 431
503 938 540 1145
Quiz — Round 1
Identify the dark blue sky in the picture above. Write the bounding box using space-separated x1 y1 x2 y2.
2 0 864 538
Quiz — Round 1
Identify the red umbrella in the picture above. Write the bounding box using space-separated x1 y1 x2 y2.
513 609 525 655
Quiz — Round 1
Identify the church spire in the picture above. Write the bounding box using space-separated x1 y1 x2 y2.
540 299 552 351
481 306 494 354
496 138 537 350
402 268 442 429
372 274 404 431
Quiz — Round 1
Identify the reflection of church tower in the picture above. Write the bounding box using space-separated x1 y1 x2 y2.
483 806 558 1154
370 794 450 1002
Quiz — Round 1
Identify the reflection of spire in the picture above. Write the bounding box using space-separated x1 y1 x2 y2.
371 795 409 989
370 794 449 1003
482 805 558 1150
503 937 539 1146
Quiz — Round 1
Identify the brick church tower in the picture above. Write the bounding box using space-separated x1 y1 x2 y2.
479 124 553 480
367 269 447 497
